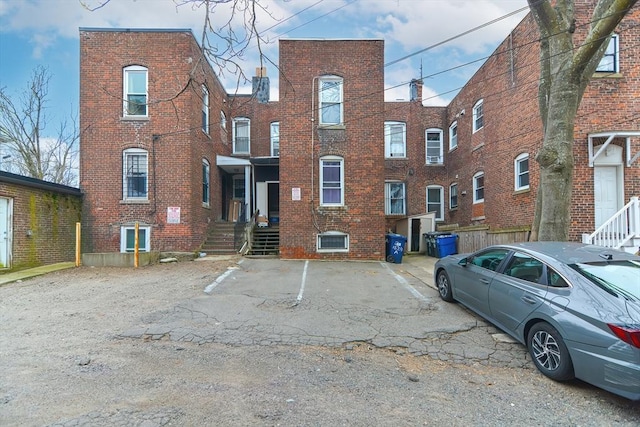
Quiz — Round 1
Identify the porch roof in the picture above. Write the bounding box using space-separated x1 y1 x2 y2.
216 155 250 174
588 130 640 167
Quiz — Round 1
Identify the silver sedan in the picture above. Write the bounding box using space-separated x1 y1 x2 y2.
434 241 640 400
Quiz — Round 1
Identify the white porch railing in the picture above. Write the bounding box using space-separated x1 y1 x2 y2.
582 197 640 249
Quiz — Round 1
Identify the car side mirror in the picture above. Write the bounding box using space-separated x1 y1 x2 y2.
458 258 468 267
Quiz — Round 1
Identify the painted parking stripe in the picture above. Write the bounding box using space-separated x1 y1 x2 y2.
381 262 429 303
204 265 240 294
293 260 309 306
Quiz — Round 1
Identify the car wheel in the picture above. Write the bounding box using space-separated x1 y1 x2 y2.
527 322 574 381
436 270 454 302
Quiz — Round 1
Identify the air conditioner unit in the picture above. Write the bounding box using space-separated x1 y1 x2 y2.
426 156 441 164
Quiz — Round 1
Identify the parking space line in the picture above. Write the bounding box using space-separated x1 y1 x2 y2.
204 266 239 294
380 262 429 303
293 260 309 306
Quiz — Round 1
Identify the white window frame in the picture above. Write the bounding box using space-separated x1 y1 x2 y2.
317 231 349 253
384 121 406 158
271 122 280 157
320 155 344 207
202 159 210 207
220 110 227 130
233 117 250 154
384 181 406 215
425 128 443 164
473 171 485 204
472 99 484 133
318 76 343 126
426 185 444 221
596 34 619 73
449 121 458 151
120 225 150 253
202 85 209 134
122 148 148 201
123 65 148 117
449 183 458 209
515 153 530 191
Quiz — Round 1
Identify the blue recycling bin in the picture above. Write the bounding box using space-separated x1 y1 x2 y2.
386 233 407 263
436 234 458 258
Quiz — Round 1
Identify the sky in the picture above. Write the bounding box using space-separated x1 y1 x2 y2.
0 0 530 139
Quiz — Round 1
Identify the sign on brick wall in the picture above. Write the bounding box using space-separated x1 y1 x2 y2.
167 207 181 224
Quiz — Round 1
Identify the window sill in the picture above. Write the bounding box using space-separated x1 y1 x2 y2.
386 156 407 160
202 130 211 139
592 72 622 79
121 116 149 122
471 215 486 221
514 187 530 195
472 143 485 152
318 124 346 130
473 200 484 205
449 146 458 153
425 163 444 167
449 207 458 211
120 199 150 204
472 127 484 134
202 203 210 209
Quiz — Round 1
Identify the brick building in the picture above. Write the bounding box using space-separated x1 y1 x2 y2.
78 4 639 259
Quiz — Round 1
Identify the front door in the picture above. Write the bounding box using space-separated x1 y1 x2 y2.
0 197 12 269
594 166 620 228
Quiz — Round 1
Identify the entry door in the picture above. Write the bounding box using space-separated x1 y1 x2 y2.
0 197 12 268
594 166 619 228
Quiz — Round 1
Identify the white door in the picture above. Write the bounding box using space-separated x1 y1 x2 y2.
0 197 12 268
256 182 267 217
594 166 619 228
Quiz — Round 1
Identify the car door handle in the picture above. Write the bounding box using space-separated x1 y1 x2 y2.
521 295 537 305
480 279 490 285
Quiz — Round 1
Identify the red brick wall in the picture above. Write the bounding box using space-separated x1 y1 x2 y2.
79 29 229 253
437 5 640 241
278 40 387 259
0 180 81 270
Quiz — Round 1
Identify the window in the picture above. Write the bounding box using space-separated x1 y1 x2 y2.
449 121 458 150
202 159 210 206
317 231 349 252
271 122 280 157
220 111 227 130
233 118 250 154
596 34 619 73
385 182 406 215
320 156 344 206
473 171 484 203
385 122 406 158
425 128 443 164
449 183 458 209
515 153 529 191
123 148 148 200
233 175 245 199
121 225 150 253
123 65 148 117
472 99 484 133
504 252 544 284
426 185 444 220
469 248 509 271
202 85 209 134
319 76 343 125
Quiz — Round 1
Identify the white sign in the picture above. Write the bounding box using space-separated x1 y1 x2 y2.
292 187 301 201
167 207 181 224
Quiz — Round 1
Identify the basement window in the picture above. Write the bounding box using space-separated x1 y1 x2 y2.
317 231 349 252
121 225 150 253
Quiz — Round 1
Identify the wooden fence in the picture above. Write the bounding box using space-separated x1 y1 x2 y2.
443 227 531 254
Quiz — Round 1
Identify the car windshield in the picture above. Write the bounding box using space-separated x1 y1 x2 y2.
571 260 640 300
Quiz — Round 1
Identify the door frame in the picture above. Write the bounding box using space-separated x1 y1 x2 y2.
0 196 13 269
592 143 624 228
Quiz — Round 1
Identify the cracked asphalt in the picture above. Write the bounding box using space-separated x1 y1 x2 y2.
1 254 639 426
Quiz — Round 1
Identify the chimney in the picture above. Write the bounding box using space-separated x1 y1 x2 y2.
409 79 423 102
252 67 270 103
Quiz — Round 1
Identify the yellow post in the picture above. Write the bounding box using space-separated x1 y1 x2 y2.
75 222 81 267
134 221 139 268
